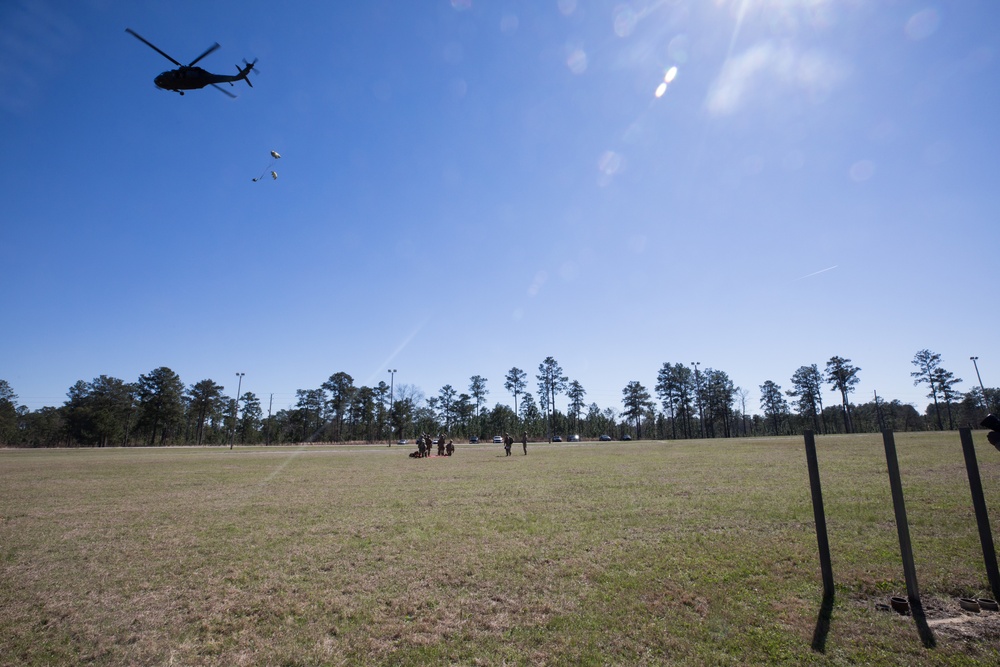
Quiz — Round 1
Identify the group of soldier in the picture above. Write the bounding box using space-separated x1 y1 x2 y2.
503 431 528 456
408 431 529 458
409 433 454 458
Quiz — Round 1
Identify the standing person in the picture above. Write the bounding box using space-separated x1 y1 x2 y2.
522 431 528 455
417 435 426 458
504 432 513 457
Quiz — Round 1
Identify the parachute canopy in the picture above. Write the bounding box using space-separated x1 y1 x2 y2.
271 171 278 180
270 150 281 160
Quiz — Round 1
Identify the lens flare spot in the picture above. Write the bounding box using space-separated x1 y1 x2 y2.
614 7 638 37
922 140 952 166
743 155 764 175
443 42 464 65
628 235 647 254
527 271 548 297
904 8 940 41
599 150 623 176
450 0 472 11
783 150 805 171
668 34 690 64
598 151 624 186
849 159 875 182
566 48 588 74
559 261 579 282
656 66 678 97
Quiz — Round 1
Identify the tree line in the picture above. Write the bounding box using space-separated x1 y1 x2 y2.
0 350 995 447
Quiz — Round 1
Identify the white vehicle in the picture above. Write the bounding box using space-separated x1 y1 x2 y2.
493 435 503 444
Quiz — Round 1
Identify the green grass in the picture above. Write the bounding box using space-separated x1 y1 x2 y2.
2 433 999 665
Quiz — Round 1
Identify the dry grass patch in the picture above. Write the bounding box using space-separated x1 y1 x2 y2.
2 435 1000 665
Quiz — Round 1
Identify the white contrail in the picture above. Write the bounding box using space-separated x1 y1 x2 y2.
795 265 839 281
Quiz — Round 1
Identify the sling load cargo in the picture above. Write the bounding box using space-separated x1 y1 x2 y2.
253 150 281 182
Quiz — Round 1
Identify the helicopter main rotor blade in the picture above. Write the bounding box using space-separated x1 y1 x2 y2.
188 42 221 67
211 83 237 98
125 28 182 67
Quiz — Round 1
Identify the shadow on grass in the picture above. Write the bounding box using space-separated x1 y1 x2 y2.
812 594 935 652
909 598 936 649
810 593 834 653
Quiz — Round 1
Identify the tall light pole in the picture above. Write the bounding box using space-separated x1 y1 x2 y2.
230 372 245 450
691 362 705 439
388 369 397 445
971 357 988 413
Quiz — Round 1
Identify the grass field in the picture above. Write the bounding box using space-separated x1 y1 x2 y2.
2 432 1000 666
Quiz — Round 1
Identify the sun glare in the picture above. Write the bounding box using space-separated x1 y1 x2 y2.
655 66 678 98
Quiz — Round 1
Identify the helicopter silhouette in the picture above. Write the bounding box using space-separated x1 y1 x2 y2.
126 28 256 98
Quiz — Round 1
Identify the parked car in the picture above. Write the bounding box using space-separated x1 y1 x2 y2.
552 435 562 442
397 439 408 445
469 436 480 443
493 435 503 444
569 434 581 442
622 434 632 441
599 434 612 441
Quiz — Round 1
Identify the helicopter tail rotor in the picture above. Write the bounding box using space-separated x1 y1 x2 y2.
236 58 257 88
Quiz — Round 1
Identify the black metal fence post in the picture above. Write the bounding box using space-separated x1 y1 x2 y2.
882 429 921 604
959 427 1000 601
882 429 935 646
804 430 834 599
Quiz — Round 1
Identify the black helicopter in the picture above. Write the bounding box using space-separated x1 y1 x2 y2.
126 28 256 97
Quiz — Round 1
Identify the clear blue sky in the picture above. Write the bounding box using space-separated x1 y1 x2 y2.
3 0 998 417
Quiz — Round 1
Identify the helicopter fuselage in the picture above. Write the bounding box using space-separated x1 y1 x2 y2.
127 28 255 97
154 66 246 93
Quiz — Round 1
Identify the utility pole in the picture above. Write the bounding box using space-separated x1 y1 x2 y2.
266 392 273 446
971 357 989 413
874 390 886 431
388 369 397 445
230 372 244 450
